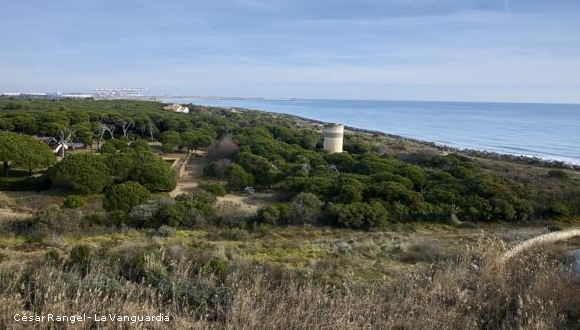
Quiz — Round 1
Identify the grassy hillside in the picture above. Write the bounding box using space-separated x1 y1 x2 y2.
1 223 579 329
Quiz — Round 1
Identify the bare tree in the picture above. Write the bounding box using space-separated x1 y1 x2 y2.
205 135 239 161
91 122 104 151
117 119 133 138
147 122 157 141
329 164 340 175
100 121 115 139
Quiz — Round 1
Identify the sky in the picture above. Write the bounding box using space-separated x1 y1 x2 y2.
1 0 579 103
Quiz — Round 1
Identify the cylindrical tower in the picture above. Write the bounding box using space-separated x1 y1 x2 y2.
323 123 344 153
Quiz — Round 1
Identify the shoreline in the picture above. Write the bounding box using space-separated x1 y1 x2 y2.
211 104 580 171
165 97 578 168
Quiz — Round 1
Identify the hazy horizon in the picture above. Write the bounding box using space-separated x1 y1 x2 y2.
1 0 580 104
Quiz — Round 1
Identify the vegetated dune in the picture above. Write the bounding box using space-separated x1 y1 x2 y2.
1 234 579 329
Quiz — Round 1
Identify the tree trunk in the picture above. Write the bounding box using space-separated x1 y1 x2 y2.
3 161 8 177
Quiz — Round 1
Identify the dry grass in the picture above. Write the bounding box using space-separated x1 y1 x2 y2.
0 229 579 329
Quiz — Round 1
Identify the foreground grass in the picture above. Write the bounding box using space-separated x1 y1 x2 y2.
0 223 579 329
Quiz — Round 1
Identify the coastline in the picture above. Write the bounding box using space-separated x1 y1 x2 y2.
201 104 580 171
164 98 579 167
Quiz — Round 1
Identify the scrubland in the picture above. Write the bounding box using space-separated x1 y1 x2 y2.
1 214 580 329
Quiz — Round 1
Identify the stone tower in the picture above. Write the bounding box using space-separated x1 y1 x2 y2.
323 123 344 153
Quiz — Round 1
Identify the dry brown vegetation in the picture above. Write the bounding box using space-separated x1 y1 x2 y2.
1 225 579 329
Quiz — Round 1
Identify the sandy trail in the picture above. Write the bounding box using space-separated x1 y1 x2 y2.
502 228 580 262
168 154 277 215
169 154 206 197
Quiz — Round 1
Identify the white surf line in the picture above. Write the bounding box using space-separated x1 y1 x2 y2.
502 229 580 262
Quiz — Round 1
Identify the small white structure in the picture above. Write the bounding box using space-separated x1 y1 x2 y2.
323 123 344 153
163 104 190 113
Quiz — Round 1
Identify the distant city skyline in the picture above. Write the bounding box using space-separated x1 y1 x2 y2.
1 0 579 103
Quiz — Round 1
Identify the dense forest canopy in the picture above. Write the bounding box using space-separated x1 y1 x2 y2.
0 97 579 228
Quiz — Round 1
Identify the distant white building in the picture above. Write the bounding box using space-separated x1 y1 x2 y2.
163 104 190 113
93 88 145 98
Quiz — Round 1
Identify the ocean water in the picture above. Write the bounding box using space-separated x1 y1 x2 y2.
162 98 580 165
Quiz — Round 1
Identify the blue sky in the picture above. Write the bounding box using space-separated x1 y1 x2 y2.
1 0 579 102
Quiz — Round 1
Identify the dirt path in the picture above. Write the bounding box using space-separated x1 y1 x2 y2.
167 152 282 216
216 192 276 216
502 228 580 262
169 155 207 197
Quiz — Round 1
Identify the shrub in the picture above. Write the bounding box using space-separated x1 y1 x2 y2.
44 250 60 263
156 225 175 237
226 163 253 190
68 245 92 265
129 154 177 192
200 182 227 197
548 169 569 179
128 196 173 228
99 142 117 154
398 240 448 263
33 204 83 234
82 212 108 226
173 281 232 321
152 203 188 227
103 181 151 212
290 192 323 225
162 143 177 153
175 190 216 204
203 159 231 178
66 244 92 276
62 195 84 209
213 201 245 227
258 205 281 226
327 201 389 229
50 153 111 194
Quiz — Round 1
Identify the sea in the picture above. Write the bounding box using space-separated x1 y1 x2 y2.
161 98 580 165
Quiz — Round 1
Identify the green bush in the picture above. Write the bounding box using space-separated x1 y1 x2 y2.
226 163 253 190
103 181 151 212
62 195 84 209
548 169 569 179
44 250 61 263
203 159 231 178
129 154 177 192
119 251 169 286
326 201 389 229
82 212 108 226
67 244 92 276
128 197 173 228
152 203 188 227
290 192 323 225
155 225 175 237
200 182 227 197
99 142 117 154
50 153 111 194
258 204 282 226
